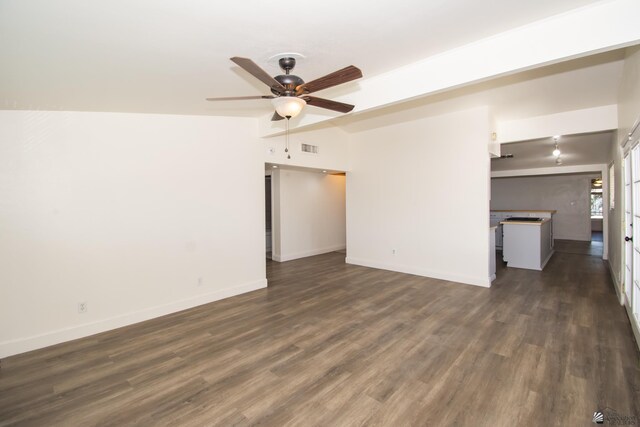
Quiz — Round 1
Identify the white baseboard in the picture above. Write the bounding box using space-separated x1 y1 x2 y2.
605 260 639 352
273 244 346 262
554 236 592 241
345 257 491 288
624 303 640 353
0 278 267 359
606 260 624 306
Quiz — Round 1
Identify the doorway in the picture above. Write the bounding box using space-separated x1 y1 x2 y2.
590 176 604 244
265 175 272 259
266 165 346 263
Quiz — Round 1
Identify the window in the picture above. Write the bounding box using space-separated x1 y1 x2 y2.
609 163 615 210
591 178 603 218
591 192 603 217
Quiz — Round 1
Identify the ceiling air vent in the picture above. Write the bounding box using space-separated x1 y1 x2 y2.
301 143 319 154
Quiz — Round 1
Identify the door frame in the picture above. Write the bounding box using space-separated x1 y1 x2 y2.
620 116 640 350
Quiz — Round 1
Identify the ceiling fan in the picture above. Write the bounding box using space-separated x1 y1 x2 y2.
206 56 363 121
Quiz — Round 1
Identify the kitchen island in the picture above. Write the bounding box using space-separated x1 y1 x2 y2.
500 217 554 270
490 210 556 250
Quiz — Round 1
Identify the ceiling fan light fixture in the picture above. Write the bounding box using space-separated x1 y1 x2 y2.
272 97 306 119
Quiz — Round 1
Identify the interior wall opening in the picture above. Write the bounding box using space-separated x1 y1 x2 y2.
265 174 272 260
265 164 347 282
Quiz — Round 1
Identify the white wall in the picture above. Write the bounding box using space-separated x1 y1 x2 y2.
609 46 640 300
264 125 350 171
618 46 640 139
271 169 346 262
496 105 618 143
591 218 603 231
0 110 266 357
607 141 622 288
491 174 596 241
346 107 491 287
612 46 640 349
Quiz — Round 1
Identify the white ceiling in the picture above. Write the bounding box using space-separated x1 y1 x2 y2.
0 0 605 116
491 131 613 171
338 50 624 133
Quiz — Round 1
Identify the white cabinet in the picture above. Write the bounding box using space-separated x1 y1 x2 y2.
502 219 554 270
490 210 555 251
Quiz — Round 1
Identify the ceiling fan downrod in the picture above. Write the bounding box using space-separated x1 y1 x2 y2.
272 58 304 96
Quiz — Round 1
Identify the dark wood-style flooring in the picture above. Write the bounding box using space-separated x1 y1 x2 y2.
1 250 639 426
554 231 604 258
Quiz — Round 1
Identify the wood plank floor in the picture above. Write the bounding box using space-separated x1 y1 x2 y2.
1 251 639 426
555 237 604 258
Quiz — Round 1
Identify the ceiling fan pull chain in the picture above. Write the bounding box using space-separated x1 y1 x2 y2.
285 118 291 159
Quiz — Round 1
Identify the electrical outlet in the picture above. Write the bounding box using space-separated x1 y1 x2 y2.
78 302 87 314
392 249 396 255
198 277 203 287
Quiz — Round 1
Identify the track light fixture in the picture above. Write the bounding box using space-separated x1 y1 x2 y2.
552 136 561 157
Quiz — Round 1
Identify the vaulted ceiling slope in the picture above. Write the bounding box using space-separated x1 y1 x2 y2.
338 50 625 134
0 0 638 127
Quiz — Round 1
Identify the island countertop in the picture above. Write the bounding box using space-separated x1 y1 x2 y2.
500 218 552 226
491 209 557 214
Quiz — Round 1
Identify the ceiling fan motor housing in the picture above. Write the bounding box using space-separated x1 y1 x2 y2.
272 74 304 95
271 57 305 95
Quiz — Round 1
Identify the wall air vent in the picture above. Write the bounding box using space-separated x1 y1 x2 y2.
301 143 319 154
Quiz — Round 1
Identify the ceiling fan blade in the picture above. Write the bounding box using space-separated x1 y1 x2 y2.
271 111 285 121
303 96 355 113
296 66 362 95
230 57 286 93
206 95 275 101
